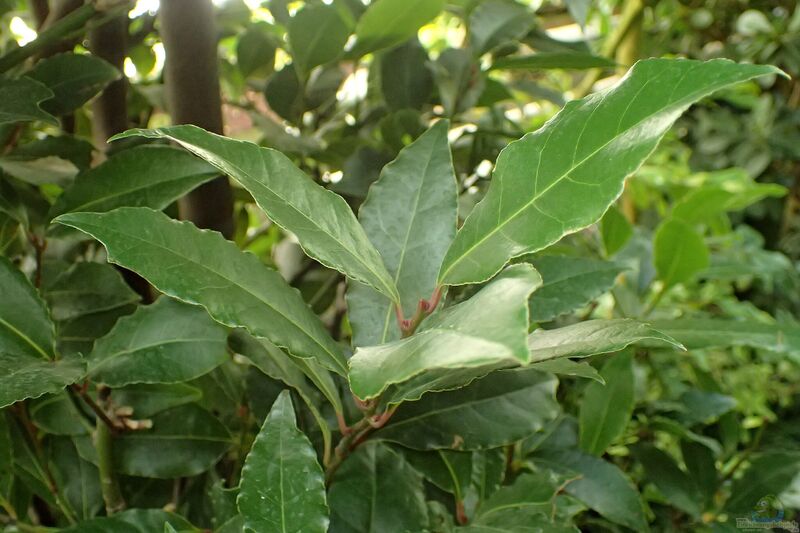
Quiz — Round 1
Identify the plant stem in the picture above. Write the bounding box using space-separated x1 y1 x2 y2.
70 384 122 431
0 3 97 73
95 421 125 514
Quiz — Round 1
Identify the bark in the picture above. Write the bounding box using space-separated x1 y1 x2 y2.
159 0 234 237
89 15 129 149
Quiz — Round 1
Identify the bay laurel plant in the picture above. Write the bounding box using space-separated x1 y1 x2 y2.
3 48 798 531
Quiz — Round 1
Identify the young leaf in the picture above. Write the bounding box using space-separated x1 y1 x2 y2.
55 208 348 375
349 0 445 57
349 264 541 402
528 256 627 322
438 58 783 286
26 52 120 116
0 76 57 125
374 368 558 450
111 126 399 303
49 145 218 219
238 391 328 533
328 442 428 532
88 297 228 387
654 218 709 288
347 120 458 346
528 319 682 363
579 352 635 456
0 256 55 359
114 404 231 478
288 3 350 77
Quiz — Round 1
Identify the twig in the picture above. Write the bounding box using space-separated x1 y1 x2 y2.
69 384 123 431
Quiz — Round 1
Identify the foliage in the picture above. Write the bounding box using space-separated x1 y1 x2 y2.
1 1 799 532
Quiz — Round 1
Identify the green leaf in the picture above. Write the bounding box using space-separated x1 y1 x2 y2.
347 120 457 347
671 179 786 225
654 218 710 288
48 437 103 520
491 52 616 71
55 208 347 375
114 404 231 478
42 262 139 322
402 448 472 496
265 64 304 123
237 23 276 77
0 352 86 408
530 358 604 383
469 0 533 56
634 444 702 517
328 442 429 532
528 319 682 363
725 452 800 514
528 256 627 322
88 297 228 387
349 264 541 402
0 413 12 498
49 145 218 219
476 469 573 520
646 319 800 359
433 48 485 117
109 383 202 418
111 125 399 303
600 205 633 256
289 3 350 76
0 76 57 125
30 393 91 435
0 255 55 359
59 509 196 533
437 59 782 286
0 155 77 186
579 352 635 456
26 52 120 116
380 38 433 110
374 368 558 450
534 450 648 531
350 0 445 56
238 391 328 533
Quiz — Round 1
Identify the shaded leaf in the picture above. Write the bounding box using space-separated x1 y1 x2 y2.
579 352 635 456
654 218 710 288
289 3 350 76
328 442 428 532
0 255 55 359
491 52 616 71
0 352 86 408
59 509 196 532
88 297 228 387
380 38 433 110
469 0 533 56
0 76 56 125
634 444 702 517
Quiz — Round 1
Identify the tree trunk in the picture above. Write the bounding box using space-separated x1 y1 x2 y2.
159 0 234 237
89 15 128 150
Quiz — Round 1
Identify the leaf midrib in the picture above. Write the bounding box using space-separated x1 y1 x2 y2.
439 63 738 281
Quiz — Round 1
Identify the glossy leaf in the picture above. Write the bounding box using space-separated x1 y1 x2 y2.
349 264 541 402
0 255 55 359
114 404 231 478
26 52 120 116
654 218 710 287
527 319 681 363
328 442 428 532
55 208 347 375
0 76 56 125
288 3 350 76
528 256 627 322
238 391 328 533
347 120 457 347
374 368 558 450
350 0 445 56
112 126 399 303
50 145 218 219
491 52 616 71
579 352 635 456
88 297 228 387
477 469 572 520
438 59 782 286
